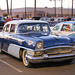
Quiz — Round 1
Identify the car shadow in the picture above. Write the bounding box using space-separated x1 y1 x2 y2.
32 61 73 68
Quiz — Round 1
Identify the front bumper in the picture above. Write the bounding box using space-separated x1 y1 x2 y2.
26 53 75 63
26 46 75 63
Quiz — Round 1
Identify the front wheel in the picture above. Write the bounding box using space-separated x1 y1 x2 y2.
22 50 32 68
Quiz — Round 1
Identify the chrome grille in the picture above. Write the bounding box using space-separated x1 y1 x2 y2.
46 47 74 55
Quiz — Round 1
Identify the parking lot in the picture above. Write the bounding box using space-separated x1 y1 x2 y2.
0 53 75 75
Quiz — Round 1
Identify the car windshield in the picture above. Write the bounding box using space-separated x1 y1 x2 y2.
17 23 50 33
52 24 61 31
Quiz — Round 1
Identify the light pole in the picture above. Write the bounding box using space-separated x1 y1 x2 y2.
54 0 56 17
25 0 26 19
72 0 73 17
61 0 63 17
10 0 12 16
6 0 9 15
34 0 36 17
68 0 71 16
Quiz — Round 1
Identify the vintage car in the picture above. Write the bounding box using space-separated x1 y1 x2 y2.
0 20 75 67
52 21 75 36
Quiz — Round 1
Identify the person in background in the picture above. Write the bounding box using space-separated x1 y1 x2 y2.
16 15 20 20
65 25 70 31
4 15 12 24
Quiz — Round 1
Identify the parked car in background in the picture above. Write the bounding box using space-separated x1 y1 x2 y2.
0 16 4 29
52 21 75 36
32 17 41 20
0 20 75 67
48 21 60 27
54 17 66 22
39 17 51 21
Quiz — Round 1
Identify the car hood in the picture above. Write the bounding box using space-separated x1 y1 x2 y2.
38 35 71 48
14 32 72 48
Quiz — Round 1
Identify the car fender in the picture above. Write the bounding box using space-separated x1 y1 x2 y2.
7 44 29 58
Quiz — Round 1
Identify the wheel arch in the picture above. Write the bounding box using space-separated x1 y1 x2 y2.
19 48 26 59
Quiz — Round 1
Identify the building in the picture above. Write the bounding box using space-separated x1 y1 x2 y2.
0 7 75 18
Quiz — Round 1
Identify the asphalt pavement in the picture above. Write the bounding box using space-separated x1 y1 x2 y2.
0 53 75 75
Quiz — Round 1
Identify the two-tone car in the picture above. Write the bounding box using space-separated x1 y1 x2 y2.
52 21 75 36
0 20 75 67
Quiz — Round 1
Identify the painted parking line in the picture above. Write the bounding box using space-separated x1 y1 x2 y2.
0 59 23 73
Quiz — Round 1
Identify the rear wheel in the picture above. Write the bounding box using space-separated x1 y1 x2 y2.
22 50 32 68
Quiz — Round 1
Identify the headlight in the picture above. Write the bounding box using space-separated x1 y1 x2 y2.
35 41 44 50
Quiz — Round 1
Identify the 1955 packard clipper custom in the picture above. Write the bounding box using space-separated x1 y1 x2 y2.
0 20 75 67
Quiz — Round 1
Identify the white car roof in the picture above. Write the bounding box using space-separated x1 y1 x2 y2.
5 20 48 25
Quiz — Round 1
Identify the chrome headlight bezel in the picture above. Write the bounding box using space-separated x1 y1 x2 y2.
35 41 44 50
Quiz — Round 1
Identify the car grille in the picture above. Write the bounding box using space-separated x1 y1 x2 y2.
45 47 74 55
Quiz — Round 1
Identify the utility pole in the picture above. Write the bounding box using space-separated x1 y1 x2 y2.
10 0 12 16
25 0 26 19
34 0 36 17
54 0 56 17
6 0 9 15
72 0 73 17
61 0 63 17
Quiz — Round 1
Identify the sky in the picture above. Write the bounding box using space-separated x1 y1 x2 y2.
0 0 74 10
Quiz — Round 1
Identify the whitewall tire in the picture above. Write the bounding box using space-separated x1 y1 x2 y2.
22 50 32 68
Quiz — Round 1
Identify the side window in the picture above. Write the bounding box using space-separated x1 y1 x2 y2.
10 24 16 32
42 24 48 32
35 25 41 31
53 25 61 31
61 24 71 31
4 24 10 32
72 24 75 31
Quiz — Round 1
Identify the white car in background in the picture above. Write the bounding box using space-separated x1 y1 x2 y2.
52 21 75 36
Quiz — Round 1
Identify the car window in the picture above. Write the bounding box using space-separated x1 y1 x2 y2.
72 24 75 31
10 24 16 32
52 24 61 31
42 24 49 32
35 24 41 31
17 23 50 33
4 24 10 32
61 24 71 31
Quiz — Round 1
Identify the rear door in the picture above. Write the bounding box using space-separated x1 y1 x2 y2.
2 24 10 51
2 24 16 51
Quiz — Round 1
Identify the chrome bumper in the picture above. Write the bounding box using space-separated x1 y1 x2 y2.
26 46 75 63
26 53 75 63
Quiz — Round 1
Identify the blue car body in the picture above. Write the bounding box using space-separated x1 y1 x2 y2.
0 20 75 67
